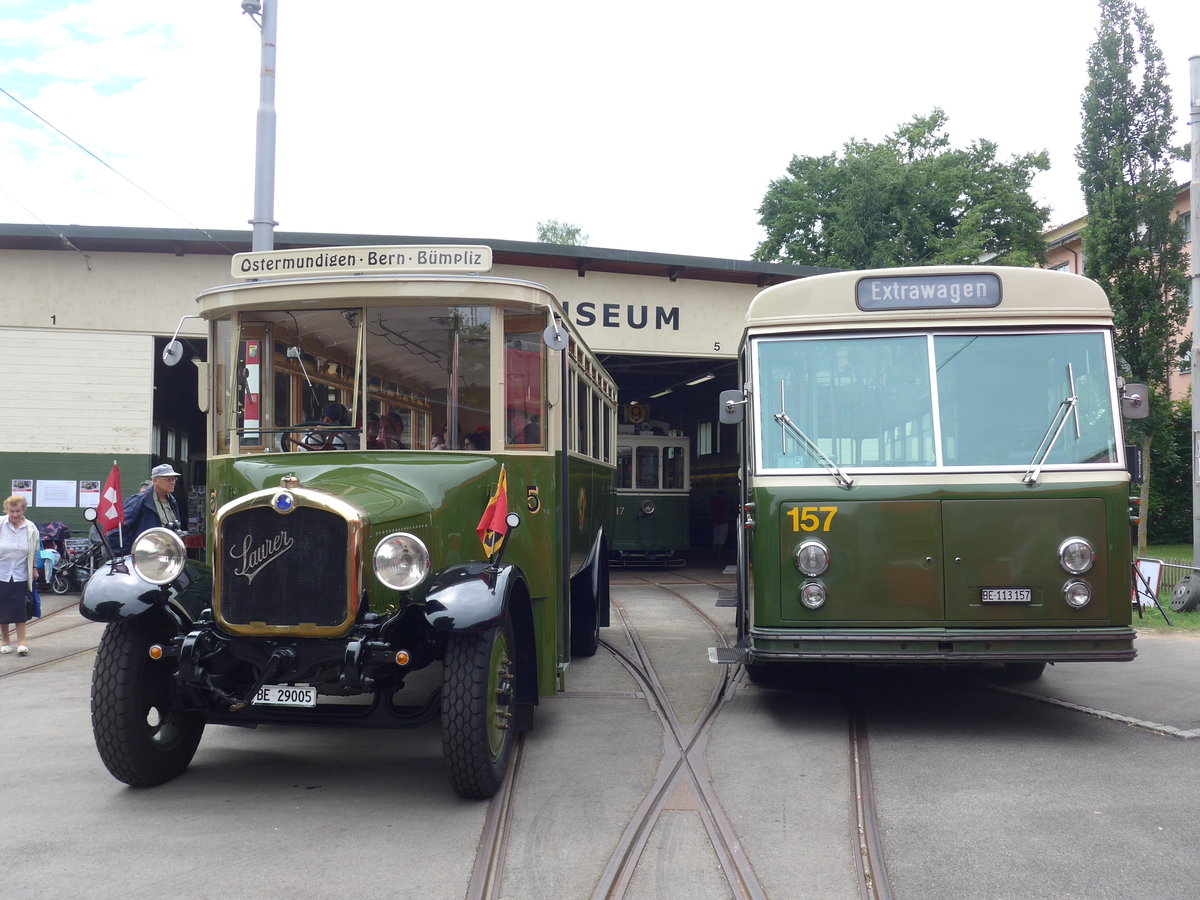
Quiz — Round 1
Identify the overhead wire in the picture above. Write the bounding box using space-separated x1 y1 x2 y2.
0 84 239 254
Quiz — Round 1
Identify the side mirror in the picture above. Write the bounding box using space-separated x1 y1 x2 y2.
718 389 746 425
162 340 185 366
1121 383 1149 420
83 506 98 523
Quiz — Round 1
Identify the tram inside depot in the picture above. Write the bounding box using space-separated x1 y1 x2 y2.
210 303 548 456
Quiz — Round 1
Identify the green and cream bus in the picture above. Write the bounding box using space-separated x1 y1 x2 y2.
82 246 615 798
714 266 1145 681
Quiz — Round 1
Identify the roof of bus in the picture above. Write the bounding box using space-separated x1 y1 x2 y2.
195 270 616 394
744 265 1113 333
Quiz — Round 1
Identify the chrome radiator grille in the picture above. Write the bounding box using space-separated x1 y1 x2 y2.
218 505 349 628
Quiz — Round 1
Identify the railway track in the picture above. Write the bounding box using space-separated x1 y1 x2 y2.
0 601 100 680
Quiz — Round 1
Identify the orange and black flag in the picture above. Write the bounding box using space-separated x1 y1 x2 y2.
475 465 509 559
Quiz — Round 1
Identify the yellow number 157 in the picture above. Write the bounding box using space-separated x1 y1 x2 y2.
786 506 838 532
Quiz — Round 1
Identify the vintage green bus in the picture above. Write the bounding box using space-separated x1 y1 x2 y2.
714 266 1145 681
81 246 616 798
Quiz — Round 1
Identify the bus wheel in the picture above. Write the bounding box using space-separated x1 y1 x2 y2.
743 663 777 686
570 563 603 658
1002 661 1047 681
91 615 204 787
442 616 516 799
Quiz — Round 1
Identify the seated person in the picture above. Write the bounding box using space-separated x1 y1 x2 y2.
377 413 408 450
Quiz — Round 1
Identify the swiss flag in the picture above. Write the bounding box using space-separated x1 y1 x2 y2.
98 463 124 535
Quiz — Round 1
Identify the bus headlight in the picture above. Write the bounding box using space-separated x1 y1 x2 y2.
800 581 826 609
795 540 830 577
374 533 430 591
131 528 187 585
1063 580 1092 609
1059 538 1095 574
640 499 656 516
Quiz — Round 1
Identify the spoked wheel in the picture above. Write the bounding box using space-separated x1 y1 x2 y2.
441 616 516 799
51 572 71 594
91 614 204 787
1002 661 1047 681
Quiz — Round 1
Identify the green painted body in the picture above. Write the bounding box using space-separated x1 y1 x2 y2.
208 448 611 695
611 493 690 556
745 477 1135 662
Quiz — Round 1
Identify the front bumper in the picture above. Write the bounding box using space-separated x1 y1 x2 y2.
710 626 1136 664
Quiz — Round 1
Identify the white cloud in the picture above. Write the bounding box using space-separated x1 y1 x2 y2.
0 0 1194 257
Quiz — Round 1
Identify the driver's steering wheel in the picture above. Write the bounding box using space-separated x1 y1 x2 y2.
280 422 338 452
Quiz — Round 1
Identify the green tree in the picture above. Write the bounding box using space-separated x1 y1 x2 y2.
536 219 588 245
754 110 1050 268
1076 0 1189 553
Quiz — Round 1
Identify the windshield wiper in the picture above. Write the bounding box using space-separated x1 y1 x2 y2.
1023 363 1080 485
772 379 854 488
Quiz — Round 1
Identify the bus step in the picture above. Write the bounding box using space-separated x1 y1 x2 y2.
709 643 748 665
715 590 737 607
723 565 738 575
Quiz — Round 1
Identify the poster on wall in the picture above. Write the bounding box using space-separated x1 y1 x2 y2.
10 479 33 505
35 480 77 508
79 480 101 508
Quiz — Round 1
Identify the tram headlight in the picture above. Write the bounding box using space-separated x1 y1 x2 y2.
1058 537 1095 575
131 528 187 585
640 499 656 516
800 581 826 609
1063 580 1092 609
374 533 431 591
794 540 830 577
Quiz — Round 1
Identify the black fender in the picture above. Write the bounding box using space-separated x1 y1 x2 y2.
424 561 538 724
423 562 522 633
570 529 610 628
79 558 210 627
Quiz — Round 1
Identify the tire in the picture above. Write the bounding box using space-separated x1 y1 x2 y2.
441 616 516 799
1170 574 1200 612
1003 661 1047 681
570 557 604 658
51 573 71 595
743 663 777 686
90 615 204 787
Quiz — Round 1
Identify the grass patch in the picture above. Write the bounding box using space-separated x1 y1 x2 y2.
1133 605 1200 634
1130 545 1200 634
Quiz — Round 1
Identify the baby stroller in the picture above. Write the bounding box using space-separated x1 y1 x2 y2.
37 521 70 589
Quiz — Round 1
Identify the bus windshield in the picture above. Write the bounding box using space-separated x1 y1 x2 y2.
213 303 547 455
754 329 1119 472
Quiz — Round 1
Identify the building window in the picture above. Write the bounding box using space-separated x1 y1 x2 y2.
697 421 713 455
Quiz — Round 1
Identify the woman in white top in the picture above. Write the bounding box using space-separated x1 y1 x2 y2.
0 494 39 655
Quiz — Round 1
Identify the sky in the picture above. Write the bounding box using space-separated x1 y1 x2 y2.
0 0 1196 262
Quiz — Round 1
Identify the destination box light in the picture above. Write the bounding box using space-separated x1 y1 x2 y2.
856 272 1002 310
232 245 493 279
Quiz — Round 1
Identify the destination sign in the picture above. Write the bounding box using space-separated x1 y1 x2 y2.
856 273 1002 310
232 245 492 279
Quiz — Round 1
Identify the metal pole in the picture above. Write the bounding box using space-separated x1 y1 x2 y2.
1190 55 1199 569
250 0 278 252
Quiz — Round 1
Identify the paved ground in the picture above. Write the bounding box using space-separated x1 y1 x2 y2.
3 578 1199 898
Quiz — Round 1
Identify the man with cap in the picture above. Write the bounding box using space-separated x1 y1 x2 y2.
113 464 183 554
